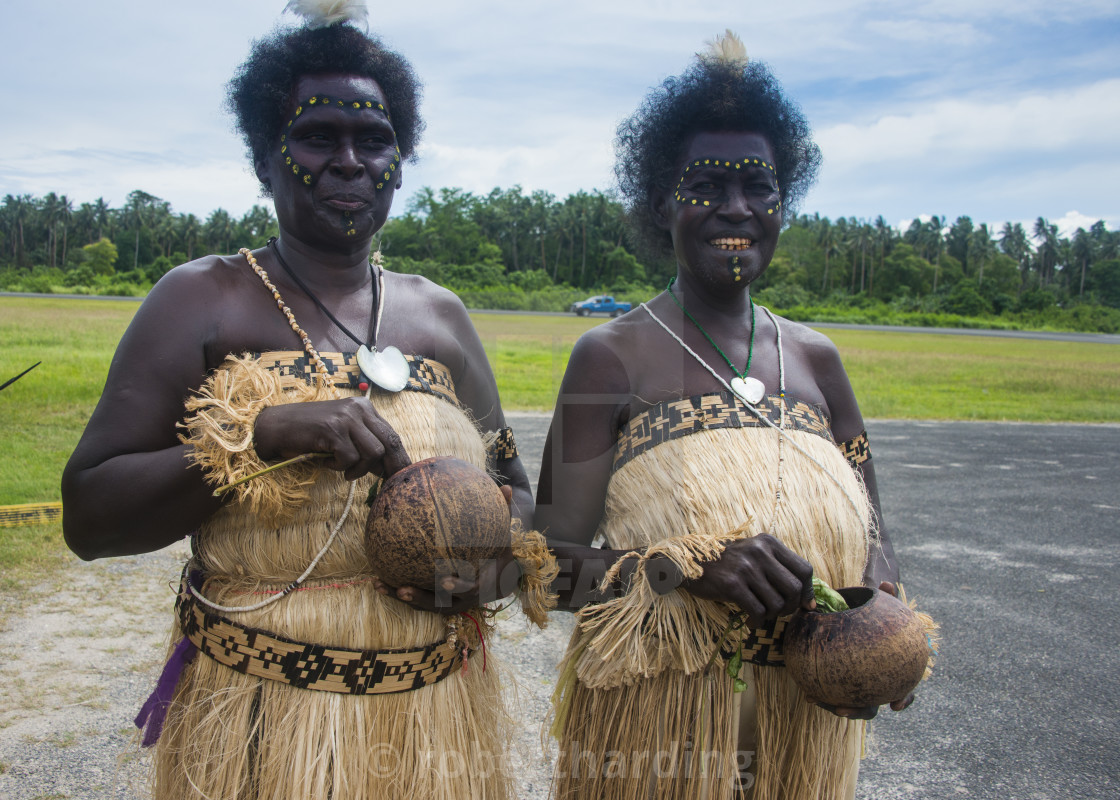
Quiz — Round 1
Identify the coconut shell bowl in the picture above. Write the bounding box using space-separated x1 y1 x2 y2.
364 456 511 590
783 585 938 709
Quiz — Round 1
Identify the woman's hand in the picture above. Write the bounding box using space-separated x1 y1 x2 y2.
815 581 916 719
374 485 522 615
254 398 411 481
680 533 815 626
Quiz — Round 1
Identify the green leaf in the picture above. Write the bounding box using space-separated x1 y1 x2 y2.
727 650 743 679
812 577 849 613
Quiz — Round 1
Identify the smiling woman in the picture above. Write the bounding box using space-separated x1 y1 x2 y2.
538 32 912 800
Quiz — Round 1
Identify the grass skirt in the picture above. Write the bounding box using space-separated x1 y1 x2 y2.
159 354 512 799
553 424 872 800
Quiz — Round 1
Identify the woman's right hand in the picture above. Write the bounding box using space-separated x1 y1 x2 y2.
253 398 411 481
680 533 815 626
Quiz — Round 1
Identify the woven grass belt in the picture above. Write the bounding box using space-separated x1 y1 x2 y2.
719 616 788 668
176 580 463 695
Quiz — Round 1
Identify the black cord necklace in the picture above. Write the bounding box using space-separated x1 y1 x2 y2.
268 237 375 348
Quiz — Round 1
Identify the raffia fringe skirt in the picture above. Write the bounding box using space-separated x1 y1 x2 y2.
156 359 513 799
552 426 872 800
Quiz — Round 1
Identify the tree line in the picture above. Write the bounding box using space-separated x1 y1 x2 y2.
2 187 1119 327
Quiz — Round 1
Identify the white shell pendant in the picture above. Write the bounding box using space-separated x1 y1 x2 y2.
356 344 410 392
730 375 766 405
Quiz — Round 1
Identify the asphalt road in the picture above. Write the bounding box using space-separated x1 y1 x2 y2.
509 412 1120 800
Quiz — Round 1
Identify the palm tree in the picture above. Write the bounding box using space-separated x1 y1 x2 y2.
999 222 1031 294
817 217 836 293
42 192 62 268
927 215 946 293
179 214 201 261
205 208 235 255
125 190 159 270
968 223 997 287
92 197 111 241
871 215 892 297
1 195 26 265
1032 217 1059 287
1070 228 1093 297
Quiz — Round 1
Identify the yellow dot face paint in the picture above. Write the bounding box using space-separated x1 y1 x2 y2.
672 154 781 215
279 95 398 192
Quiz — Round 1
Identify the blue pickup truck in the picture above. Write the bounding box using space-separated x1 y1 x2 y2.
569 295 632 317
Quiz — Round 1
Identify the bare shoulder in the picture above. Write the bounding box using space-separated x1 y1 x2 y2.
770 314 840 356
563 312 651 396
382 270 468 322
768 313 847 378
143 253 254 311
769 314 864 438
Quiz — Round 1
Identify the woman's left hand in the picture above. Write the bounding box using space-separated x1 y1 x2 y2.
813 581 916 719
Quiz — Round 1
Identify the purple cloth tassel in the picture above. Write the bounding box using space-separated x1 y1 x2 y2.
135 636 197 747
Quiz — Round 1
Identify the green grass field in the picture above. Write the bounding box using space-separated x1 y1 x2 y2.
2 296 1119 579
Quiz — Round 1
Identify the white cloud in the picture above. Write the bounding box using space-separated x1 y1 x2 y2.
817 78 1120 168
1053 210 1108 238
1 0 1118 233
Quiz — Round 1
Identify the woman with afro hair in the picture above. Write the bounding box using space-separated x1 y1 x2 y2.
63 4 555 798
539 32 909 799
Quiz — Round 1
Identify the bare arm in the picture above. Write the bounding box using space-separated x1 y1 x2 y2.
809 331 899 588
437 291 534 531
809 328 910 718
62 260 411 560
62 265 231 559
535 334 637 610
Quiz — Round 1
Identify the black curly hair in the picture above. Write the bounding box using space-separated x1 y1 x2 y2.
228 24 424 195
615 57 820 259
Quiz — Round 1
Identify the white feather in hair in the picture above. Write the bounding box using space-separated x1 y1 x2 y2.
284 0 369 29
699 29 749 68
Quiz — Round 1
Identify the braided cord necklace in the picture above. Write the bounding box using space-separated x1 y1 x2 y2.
187 247 362 615
666 277 765 405
269 237 374 349
268 237 409 392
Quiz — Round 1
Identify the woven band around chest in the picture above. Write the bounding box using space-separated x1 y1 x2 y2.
613 391 833 472
257 350 459 406
176 580 463 695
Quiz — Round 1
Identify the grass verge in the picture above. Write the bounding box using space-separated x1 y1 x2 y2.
2 296 1118 581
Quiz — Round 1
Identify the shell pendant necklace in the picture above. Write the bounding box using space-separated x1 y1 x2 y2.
268 238 409 392
667 277 765 405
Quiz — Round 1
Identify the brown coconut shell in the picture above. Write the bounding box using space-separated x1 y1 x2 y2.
783 586 930 708
364 456 511 590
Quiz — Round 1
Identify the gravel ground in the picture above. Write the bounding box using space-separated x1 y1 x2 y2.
0 542 574 799
6 415 1119 799
0 412 569 800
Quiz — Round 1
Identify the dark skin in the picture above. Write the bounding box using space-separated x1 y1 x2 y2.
62 74 529 615
535 130 907 719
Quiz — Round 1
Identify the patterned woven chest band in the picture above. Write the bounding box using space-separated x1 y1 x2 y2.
176 583 464 695
839 430 872 467
612 392 832 473
490 426 518 462
255 351 459 406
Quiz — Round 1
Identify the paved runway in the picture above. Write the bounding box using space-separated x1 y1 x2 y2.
507 413 1120 800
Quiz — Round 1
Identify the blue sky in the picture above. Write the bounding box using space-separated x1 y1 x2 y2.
1 0 1117 238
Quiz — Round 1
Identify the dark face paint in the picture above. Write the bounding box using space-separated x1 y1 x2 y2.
259 74 402 248
661 131 783 293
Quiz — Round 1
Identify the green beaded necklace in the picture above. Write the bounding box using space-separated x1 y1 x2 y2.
666 277 765 404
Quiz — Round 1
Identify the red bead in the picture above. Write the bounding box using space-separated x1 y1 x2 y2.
358 382 369 392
